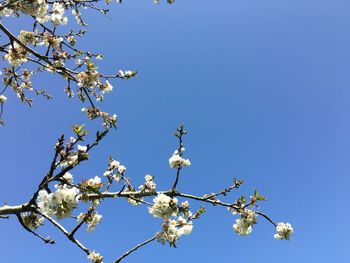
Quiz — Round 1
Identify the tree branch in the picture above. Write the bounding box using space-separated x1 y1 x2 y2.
16 214 55 244
113 235 157 263
37 211 91 255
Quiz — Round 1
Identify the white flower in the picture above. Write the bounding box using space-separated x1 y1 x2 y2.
87 251 103 263
117 70 125 78
232 210 257 236
87 176 102 188
274 222 293 240
156 217 193 246
180 223 193 235
60 154 78 167
118 165 126 174
87 212 102 231
77 145 87 152
4 43 27 66
0 95 7 103
139 175 156 192
0 7 14 17
169 154 191 169
77 212 103 232
36 186 79 219
244 209 257 225
62 172 73 183
102 80 113 94
113 175 121 183
149 193 178 219
117 69 135 78
233 218 252 236
176 216 193 236
72 9 84 25
19 0 49 22
109 160 120 169
180 201 189 209
51 3 67 25
103 170 112 177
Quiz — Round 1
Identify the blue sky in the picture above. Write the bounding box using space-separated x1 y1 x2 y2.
1 0 349 262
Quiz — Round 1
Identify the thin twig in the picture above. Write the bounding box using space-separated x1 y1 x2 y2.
113 235 157 263
16 214 55 244
37 211 91 255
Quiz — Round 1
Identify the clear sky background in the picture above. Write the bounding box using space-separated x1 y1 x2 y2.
1 0 349 262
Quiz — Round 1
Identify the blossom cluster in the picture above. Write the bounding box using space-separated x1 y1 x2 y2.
117 69 137 79
149 194 195 246
138 175 157 193
2 0 69 26
274 222 293 240
36 185 80 219
59 144 88 168
82 176 102 191
103 158 127 182
51 3 67 26
82 107 117 129
0 0 136 128
4 43 28 66
19 0 48 22
77 211 103 232
149 194 179 219
169 151 191 169
232 209 257 236
156 216 193 246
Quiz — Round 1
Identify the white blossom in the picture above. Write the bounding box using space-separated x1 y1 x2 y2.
117 69 136 78
77 145 87 152
86 176 102 188
78 211 103 232
103 170 112 177
232 210 257 236
72 9 84 25
149 193 178 219
169 153 191 169
139 175 156 192
233 218 253 236
4 43 28 66
274 222 293 240
0 95 7 103
0 7 14 17
51 3 67 25
110 160 120 169
87 251 103 263
36 185 80 219
118 165 126 174
59 153 78 167
156 217 193 246
102 80 113 94
62 172 73 183
19 0 49 22
87 212 102 231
